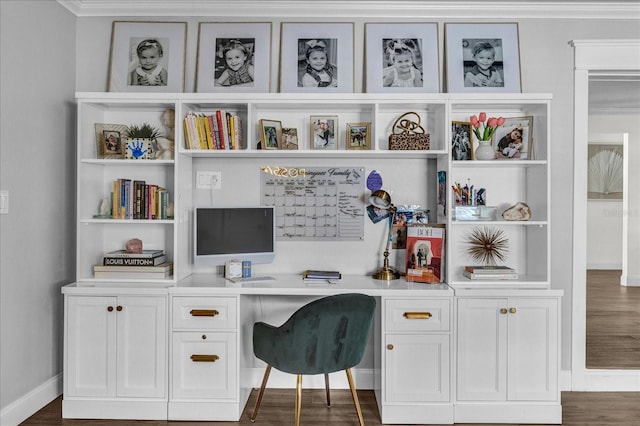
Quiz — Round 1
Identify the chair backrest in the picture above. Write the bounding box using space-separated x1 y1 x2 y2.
253 293 376 375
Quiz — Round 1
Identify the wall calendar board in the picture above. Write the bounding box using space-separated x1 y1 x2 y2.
261 166 365 240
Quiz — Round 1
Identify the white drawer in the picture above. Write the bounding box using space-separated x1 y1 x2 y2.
385 298 450 332
172 296 237 330
171 332 237 400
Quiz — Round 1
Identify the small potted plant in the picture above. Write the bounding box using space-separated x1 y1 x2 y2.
123 123 160 160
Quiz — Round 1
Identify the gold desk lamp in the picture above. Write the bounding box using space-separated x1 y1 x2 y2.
369 189 400 280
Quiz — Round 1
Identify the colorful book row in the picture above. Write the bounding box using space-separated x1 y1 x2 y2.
183 110 242 150
111 179 171 220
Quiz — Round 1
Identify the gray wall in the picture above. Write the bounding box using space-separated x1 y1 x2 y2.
1 0 639 419
0 0 76 413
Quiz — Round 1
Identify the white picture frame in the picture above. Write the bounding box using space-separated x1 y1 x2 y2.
365 23 440 93
491 116 534 160
108 21 186 92
280 22 354 93
196 22 272 93
445 23 521 93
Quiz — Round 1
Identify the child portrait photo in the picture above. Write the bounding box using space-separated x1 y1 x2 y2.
492 116 533 160
310 115 338 149
445 23 521 93
108 21 186 92
365 23 439 93
346 122 371 150
195 22 272 93
103 130 122 154
280 22 354 93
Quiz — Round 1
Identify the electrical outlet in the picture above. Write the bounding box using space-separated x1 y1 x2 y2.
196 171 222 189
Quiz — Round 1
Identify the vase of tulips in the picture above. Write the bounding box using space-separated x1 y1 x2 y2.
470 113 505 160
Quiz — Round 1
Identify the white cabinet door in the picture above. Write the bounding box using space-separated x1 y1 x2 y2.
457 297 558 402
172 332 237 400
456 298 507 401
65 296 117 397
507 298 558 401
385 333 450 403
116 296 167 398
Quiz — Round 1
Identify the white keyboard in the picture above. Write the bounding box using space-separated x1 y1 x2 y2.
227 276 276 283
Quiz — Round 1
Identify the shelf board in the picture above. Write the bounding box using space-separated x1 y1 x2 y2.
452 159 547 167
82 159 174 165
179 149 447 159
80 218 175 224
451 220 547 226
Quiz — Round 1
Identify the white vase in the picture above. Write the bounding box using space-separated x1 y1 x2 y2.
475 141 495 160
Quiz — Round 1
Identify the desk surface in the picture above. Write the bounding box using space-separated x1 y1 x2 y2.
62 273 454 297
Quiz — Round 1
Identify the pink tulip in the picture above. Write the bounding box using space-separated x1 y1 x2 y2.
487 117 498 127
470 115 479 127
497 117 506 126
479 112 487 122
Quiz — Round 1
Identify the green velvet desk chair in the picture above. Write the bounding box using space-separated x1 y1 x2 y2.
251 293 376 426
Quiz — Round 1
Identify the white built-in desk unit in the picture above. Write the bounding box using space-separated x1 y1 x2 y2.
61 275 562 424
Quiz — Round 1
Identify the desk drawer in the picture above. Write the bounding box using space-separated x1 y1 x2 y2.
385 299 450 332
172 297 237 330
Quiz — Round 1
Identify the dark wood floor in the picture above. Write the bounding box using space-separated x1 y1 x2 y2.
586 269 640 369
21 389 640 425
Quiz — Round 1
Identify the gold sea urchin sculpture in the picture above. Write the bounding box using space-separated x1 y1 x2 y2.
466 226 508 266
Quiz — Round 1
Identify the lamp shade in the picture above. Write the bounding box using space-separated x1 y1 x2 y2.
368 190 392 209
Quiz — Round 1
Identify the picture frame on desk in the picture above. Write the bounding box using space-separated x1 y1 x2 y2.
195 22 272 93
345 122 371 150
365 22 440 93
108 21 187 92
280 127 299 150
259 119 283 150
280 22 354 93
310 115 338 149
95 123 127 159
444 22 521 93
492 116 534 160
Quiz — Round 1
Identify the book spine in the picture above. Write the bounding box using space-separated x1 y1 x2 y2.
103 255 167 266
463 271 519 280
216 110 226 149
104 251 164 258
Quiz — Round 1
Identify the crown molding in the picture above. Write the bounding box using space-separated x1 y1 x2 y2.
57 1 640 19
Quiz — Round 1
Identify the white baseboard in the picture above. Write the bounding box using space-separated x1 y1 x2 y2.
561 369 573 391
621 273 640 286
0 373 62 426
586 263 622 270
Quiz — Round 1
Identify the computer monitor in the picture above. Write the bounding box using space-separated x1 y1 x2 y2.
193 206 276 267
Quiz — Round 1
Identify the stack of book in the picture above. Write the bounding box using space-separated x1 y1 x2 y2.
302 270 342 284
462 265 518 280
111 179 171 220
95 249 172 279
183 110 242 150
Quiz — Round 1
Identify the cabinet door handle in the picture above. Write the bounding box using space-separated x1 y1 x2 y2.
107 306 114 312
509 307 517 314
403 311 432 319
190 354 219 362
190 309 219 317
387 344 394 350
116 305 123 312
500 308 508 314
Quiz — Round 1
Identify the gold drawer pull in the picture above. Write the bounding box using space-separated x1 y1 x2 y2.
403 311 432 319
510 307 517 314
191 354 219 362
500 308 508 314
190 309 219 317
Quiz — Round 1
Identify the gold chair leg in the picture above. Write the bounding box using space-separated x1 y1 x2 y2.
324 373 331 407
295 374 303 426
250 365 272 423
346 368 365 426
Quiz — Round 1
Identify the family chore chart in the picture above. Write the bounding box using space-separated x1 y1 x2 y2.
261 166 365 240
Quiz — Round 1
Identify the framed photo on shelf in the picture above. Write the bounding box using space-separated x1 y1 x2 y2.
444 23 521 93
195 22 272 93
280 22 354 93
587 142 624 200
346 122 371 150
259 119 283 150
280 127 299 150
365 22 439 93
492 116 533 159
108 21 187 92
95 123 127 159
310 115 338 149
451 121 474 160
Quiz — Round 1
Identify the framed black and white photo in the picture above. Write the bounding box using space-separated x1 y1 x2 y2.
259 119 283 150
280 23 354 93
196 22 272 93
491 116 533 160
451 121 474 160
445 23 521 93
310 115 338 149
365 23 439 93
108 21 186 92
